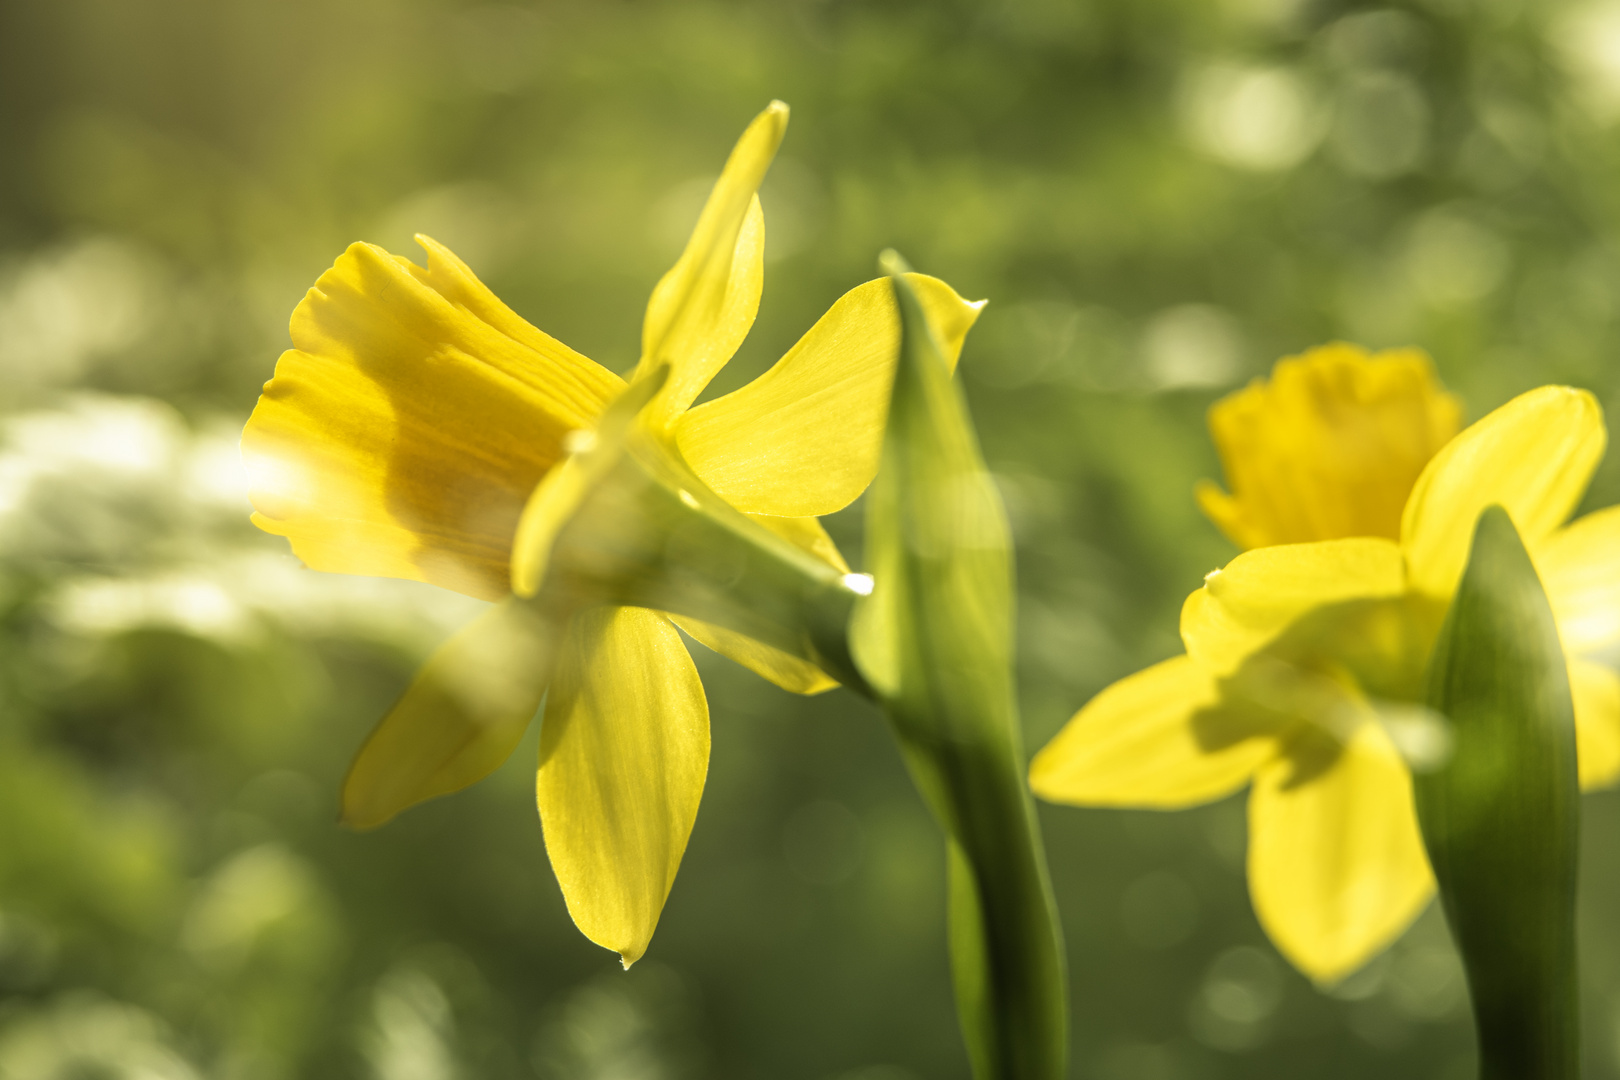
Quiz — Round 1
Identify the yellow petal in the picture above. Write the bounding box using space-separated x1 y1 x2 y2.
665 512 848 694
537 607 709 967
1538 504 1620 657
342 600 555 829
1180 538 1406 676
1197 344 1461 548
671 615 837 694
1247 718 1434 983
674 274 984 517
243 237 621 600
747 512 852 573
1029 656 1280 808
1402 386 1606 600
1571 658 1620 789
638 102 787 426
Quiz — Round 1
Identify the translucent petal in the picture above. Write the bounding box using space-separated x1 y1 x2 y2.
747 512 851 574
638 102 786 426
1180 538 1406 676
1247 718 1434 984
1538 505 1620 657
242 237 621 599
666 511 848 695
671 615 837 694
1029 656 1280 808
1402 386 1605 600
1198 344 1461 548
1571 658 1620 790
675 274 983 517
342 600 555 828
537 607 709 967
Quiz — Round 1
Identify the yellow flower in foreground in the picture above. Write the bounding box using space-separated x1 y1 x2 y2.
242 102 982 966
1031 344 1620 983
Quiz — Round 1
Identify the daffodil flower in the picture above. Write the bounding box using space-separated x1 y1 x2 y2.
242 102 982 966
1030 344 1620 983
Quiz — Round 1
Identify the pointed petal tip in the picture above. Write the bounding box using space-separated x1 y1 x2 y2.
1026 755 1064 803
337 801 391 832
878 249 909 276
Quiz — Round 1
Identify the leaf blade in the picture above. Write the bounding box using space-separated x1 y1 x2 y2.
1416 505 1580 1080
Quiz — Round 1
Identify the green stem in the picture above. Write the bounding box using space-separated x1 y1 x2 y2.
848 254 1067 1080
887 697 1067 1080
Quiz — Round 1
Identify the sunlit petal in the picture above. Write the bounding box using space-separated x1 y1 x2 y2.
537 607 709 968
1197 344 1461 548
1180 538 1405 676
638 102 787 425
1029 655 1281 808
664 512 848 693
747 512 851 573
675 273 983 516
1402 386 1605 600
1538 504 1620 658
1571 658 1620 790
242 237 621 599
342 600 556 828
671 615 837 694
1247 718 1434 984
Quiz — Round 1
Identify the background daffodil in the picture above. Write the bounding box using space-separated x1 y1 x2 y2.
241 102 982 966
1031 344 1620 983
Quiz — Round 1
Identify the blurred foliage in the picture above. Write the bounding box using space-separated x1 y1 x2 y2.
3 0 1620 1077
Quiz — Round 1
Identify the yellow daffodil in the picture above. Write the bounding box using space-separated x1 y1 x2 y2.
1031 343 1620 983
242 102 982 966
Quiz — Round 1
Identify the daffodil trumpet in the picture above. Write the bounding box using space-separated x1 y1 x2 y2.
241 100 985 969
1030 345 1620 985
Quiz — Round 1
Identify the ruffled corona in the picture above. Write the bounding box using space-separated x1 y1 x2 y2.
1196 343 1462 549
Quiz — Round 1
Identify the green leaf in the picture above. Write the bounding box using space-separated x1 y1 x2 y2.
1416 504 1579 1080
851 251 1067 1080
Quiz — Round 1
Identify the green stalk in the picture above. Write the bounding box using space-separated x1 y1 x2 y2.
1415 505 1579 1080
849 253 1068 1080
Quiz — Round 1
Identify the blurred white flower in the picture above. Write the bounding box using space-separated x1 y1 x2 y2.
0 238 164 388
52 573 249 639
0 395 182 516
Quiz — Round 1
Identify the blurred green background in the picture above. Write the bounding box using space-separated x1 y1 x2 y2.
2 0 1620 1076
